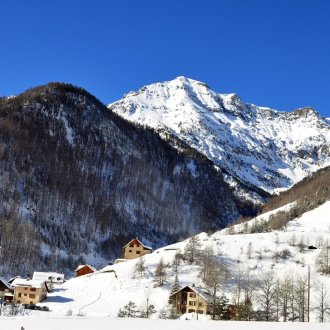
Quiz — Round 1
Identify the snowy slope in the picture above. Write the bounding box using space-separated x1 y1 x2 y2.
109 77 330 201
32 201 330 321
1 319 329 330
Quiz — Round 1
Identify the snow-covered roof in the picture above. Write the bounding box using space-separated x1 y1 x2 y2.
3 292 14 297
11 278 48 289
7 276 21 284
75 264 97 272
0 277 12 290
32 271 65 283
123 238 152 250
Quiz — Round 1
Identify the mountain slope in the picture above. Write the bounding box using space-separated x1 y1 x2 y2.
109 77 330 202
261 165 330 213
0 83 249 275
35 200 330 322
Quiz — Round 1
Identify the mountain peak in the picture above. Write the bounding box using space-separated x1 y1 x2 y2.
170 76 210 88
109 79 330 200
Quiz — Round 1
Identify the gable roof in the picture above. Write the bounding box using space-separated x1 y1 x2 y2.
11 278 49 291
0 277 12 290
7 276 22 284
123 238 152 250
32 271 65 283
169 285 212 303
74 264 97 272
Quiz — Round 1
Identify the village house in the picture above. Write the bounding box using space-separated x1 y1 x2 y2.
11 278 49 305
169 285 211 315
0 277 13 304
75 264 97 277
123 238 152 260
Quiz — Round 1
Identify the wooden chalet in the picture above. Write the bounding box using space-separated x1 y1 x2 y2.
123 238 152 260
75 264 97 277
169 285 211 315
11 278 49 305
0 277 13 303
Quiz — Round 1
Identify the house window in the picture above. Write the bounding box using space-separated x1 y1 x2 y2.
189 301 196 306
199 302 203 306
30 301 33 304
129 249 132 252
29 294 36 298
136 251 141 254
198 310 204 314
189 293 196 298
24 287 28 290
30 288 36 292
188 309 195 313
17 300 21 304
18 293 22 297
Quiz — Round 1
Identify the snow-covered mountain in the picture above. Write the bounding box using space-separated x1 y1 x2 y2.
109 77 330 202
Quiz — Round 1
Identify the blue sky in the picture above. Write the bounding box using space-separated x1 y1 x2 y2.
1 0 330 117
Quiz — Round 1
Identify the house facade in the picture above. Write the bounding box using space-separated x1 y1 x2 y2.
123 238 152 260
169 285 211 315
75 264 96 277
11 279 48 305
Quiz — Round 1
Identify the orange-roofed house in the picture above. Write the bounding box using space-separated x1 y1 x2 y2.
75 264 97 277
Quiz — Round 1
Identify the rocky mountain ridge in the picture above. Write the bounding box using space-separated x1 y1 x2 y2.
109 76 330 203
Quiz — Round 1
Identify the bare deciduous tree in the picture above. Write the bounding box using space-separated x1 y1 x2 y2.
314 282 330 322
154 258 166 287
258 272 276 321
316 240 330 275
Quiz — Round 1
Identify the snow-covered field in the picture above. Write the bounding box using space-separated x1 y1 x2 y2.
1 201 329 325
0 318 330 330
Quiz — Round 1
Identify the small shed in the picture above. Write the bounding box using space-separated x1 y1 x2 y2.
75 264 97 277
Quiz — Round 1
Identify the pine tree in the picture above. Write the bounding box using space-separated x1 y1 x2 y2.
117 301 139 318
184 235 202 264
158 304 177 319
170 272 180 295
134 256 146 279
213 295 230 320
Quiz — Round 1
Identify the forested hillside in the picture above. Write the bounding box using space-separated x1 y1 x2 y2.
0 83 253 276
